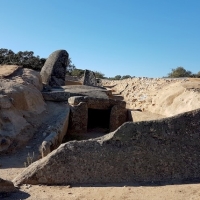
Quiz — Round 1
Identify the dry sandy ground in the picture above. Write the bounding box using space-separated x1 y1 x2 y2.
2 180 200 199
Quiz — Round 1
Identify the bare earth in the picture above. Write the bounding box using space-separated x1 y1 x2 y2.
1 75 200 199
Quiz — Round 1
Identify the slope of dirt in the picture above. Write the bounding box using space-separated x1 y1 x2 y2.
102 77 200 119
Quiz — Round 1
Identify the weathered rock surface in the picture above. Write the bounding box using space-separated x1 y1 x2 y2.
63 85 112 99
68 102 88 134
13 108 200 185
40 50 69 87
42 85 112 102
40 105 70 157
83 70 97 86
0 65 20 78
0 65 46 153
0 178 17 192
42 90 70 101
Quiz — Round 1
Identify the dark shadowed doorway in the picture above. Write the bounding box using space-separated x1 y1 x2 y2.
87 108 111 130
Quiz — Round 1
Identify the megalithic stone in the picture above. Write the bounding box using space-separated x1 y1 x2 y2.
83 69 97 86
40 50 69 87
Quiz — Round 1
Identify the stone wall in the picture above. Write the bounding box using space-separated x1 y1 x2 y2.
14 108 200 185
68 96 127 133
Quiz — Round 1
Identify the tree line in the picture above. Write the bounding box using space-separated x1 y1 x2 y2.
0 48 75 72
0 48 199 79
167 66 200 78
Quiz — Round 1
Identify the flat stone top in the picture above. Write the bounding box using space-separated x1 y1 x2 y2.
0 65 20 77
61 85 110 99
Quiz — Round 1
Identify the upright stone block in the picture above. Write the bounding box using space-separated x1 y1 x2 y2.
40 50 69 87
83 70 97 86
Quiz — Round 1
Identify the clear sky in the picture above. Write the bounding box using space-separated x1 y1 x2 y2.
0 0 200 78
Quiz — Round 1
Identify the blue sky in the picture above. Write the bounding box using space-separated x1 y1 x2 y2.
0 0 200 78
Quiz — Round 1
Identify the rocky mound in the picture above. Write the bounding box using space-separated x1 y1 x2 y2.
0 65 46 153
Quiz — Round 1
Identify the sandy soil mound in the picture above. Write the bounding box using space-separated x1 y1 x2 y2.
102 77 200 119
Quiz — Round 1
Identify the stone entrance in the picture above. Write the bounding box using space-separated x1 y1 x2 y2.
68 96 127 134
87 108 111 130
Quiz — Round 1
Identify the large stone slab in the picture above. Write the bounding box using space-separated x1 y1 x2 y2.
62 85 112 99
40 50 69 87
42 85 112 102
13 108 200 185
42 90 70 101
40 104 70 157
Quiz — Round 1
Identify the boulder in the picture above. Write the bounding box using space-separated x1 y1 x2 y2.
40 50 69 87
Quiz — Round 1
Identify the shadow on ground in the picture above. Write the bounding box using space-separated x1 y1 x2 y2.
0 191 30 200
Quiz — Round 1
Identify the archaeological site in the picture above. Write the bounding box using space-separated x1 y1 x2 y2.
1 49 200 197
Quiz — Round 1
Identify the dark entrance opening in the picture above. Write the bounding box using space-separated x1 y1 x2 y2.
87 108 111 130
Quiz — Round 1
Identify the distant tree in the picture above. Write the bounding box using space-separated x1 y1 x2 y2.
70 68 84 77
94 71 105 79
0 48 46 71
114 75 121 80
167 67 192 78
121 75 132 79
196 71 200 77
66 58 76 73
191 71 200 78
